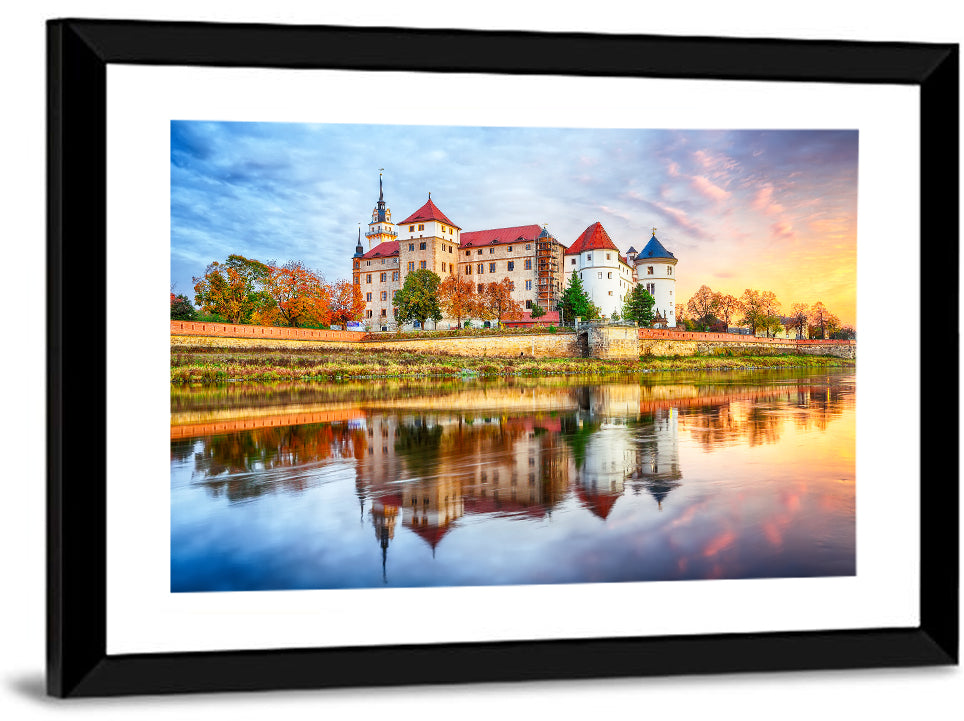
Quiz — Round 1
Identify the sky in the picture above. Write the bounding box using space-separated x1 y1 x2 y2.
171 123 858 326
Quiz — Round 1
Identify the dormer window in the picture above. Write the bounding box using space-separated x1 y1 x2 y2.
647 266 654 275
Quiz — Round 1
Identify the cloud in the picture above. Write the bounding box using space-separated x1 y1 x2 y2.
771 221 795 240
690 175 731 202
752 184 785 215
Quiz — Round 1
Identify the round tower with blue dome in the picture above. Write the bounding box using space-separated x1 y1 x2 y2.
634 228 677 327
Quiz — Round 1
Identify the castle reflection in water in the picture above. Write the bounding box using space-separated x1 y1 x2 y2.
173 373 852 586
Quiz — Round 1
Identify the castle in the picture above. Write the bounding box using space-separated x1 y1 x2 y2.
351 175 677 330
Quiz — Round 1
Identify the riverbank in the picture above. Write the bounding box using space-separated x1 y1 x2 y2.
171 347 855 383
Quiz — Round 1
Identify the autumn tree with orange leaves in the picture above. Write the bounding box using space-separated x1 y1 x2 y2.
263 261 332 328
193 254 273 323
478 278 524 327
438 274 476 330
329 279 365 327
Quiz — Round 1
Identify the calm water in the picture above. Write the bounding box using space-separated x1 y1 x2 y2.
170 369 855 591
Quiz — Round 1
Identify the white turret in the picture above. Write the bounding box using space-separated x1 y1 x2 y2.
634 229 677 327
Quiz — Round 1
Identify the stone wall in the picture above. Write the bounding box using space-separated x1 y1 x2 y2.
172 331 583 358
171 321 364 342
585 326 640 359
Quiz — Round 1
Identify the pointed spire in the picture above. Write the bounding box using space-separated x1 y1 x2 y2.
378 169 384 202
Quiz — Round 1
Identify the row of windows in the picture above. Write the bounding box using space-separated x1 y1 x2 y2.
364 258 398 266
464 243 531 257
464 259 531 275
362 271 400 284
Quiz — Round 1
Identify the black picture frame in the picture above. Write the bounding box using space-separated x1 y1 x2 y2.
47 18 959 698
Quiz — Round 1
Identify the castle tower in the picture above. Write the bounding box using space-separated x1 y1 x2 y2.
563 222 636 318
634 229 678 327
365 172 398 249
396 193 461 286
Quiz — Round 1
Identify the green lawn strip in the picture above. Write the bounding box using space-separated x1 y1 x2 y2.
170 351 853 383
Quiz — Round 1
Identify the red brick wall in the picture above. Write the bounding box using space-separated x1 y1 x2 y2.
170 321 365 342
637 328 854 346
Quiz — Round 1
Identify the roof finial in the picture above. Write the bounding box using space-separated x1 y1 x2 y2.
652 226 658 236
428 191 431 200
378 168 384 201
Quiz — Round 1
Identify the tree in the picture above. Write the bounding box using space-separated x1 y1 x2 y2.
193 254 272 323
738 289 766 335
830 326 856 340
394 269 442 330
714 293 741 332
785 302 810 339
264 261 332 328
329 279 365 327
438 274 477 330
759 291 782 338
686 285 719 331
530 303 547 318
559 273 592 324
480 279 525 327
623 284 655 326
808 302 839 339
170 292 197 320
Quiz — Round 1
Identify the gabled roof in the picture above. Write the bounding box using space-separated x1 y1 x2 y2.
566 222 620 255
460 224 542 248
397 196 459 228
638 234 676 260
360 241 400 259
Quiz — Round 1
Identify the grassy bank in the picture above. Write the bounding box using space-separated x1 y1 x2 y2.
171 347 854 383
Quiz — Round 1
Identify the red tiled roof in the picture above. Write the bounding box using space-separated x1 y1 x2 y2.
459 224 542 248
566 222 620 255
398 197 459 228
405 520 453 549
360 241 399 259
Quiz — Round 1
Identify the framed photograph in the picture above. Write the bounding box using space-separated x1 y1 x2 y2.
48 19 958 697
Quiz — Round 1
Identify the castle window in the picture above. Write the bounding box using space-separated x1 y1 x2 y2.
380 273 386 282
366 274 372 283
490 248 495 254
448 246 453 253
409 226 414 232
525 280 532 290
608 272 612 278
407 262 415 271
667 266 673 275
366 293 372 301
420 261 427 269
524 259 532 270
507 246 513 252
393 271 399 281
418 224 424 231
669 290 673 296
366 260 371 266
354 277 360 285
489 263 496 273
477 249 483 255
477 264 484 274
507 261 515 271
419 242 426 250
608 291 613 296
465 250 471 257
525 244 531 250
381 291 387 301
526 300 532 309
409 243 415 251
598 272 602 279
381 308 387 316
606 253 611 260
647 266 654 275
367 310 373 318
571 258 576 265
466 266 472 275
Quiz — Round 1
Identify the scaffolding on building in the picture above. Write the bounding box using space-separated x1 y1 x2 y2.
536 233 561 311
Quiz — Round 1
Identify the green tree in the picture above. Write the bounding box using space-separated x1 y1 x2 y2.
170 292 197 320
394 270 442 330
622 284 655 326
559 273 592 324
529 303 547 318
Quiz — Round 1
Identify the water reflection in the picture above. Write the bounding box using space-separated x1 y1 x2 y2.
171 370 855 591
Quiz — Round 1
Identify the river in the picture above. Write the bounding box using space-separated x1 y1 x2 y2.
170 368 855 591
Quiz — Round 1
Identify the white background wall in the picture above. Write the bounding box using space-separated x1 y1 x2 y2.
3 1 962 720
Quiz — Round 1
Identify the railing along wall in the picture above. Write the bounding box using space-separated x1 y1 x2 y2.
171 321 365 342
